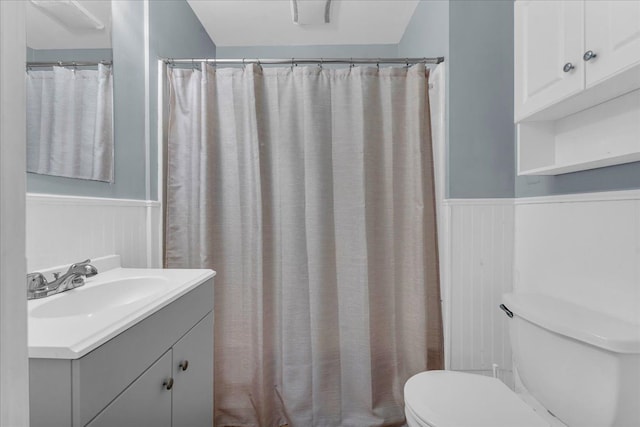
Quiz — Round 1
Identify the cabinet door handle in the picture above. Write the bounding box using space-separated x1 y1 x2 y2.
583 50 597 61
163 377 174 390
179 360 189 371
563 62 575 72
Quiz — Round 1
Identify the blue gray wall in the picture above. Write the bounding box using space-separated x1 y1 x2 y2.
398 0 515 199
448 0 514 198
398 0 449 60
27 48 113 63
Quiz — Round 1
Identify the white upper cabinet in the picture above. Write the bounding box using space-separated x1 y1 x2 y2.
515 0 640 176
515 0 584 121
584 0 640 87
515 0 640 122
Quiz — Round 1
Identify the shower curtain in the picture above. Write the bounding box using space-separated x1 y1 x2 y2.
166 63 443 427
26 64 114 182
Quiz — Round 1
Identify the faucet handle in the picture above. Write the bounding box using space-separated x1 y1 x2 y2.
27 272 47 291
68 259 92 271
67 259 98 278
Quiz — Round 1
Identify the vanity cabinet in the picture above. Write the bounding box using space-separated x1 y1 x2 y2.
172 311 215 427
514 0 640 175
87 312 213 427
85 350 173 427
29 278 214 427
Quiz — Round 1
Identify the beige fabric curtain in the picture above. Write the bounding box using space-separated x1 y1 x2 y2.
166 63 443 427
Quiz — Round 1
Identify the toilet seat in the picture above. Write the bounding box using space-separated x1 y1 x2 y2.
404 371 549 427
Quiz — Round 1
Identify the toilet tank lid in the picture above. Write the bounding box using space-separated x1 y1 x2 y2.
502 293 640 354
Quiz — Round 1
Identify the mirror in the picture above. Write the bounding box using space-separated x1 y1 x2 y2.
26 0 114 183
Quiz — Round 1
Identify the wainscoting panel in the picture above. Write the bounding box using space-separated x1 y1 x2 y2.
26 194 162 271
442 190 640 389
443 199 515 384
514 190 640 325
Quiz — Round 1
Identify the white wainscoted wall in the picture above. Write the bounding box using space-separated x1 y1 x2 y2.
441 189 640 391
26 194 162 272
514 190 640 325
25 189 639 392
440 199 515 387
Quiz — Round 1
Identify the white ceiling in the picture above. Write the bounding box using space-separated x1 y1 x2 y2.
26 0 112 50
187 0 420 47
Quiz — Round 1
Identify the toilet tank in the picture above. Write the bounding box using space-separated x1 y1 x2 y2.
502 293 640 427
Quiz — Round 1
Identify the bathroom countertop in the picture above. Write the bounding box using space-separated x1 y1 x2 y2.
28 255 215 359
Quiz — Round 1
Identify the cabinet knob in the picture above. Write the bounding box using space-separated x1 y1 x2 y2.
563 62 575 73
163 377 174 390
583 50 597 61
179 360 189 371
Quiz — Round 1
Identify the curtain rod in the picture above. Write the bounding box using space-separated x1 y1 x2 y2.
26 61 112 68
164 57 445 66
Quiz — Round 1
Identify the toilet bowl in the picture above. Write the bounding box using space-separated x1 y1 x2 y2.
404 292 640 427
404 370 548 427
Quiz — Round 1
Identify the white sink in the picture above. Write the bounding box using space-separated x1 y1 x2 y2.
30 276 172 318
28 255 215 359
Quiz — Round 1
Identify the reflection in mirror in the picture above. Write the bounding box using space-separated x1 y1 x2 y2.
26 0 114 183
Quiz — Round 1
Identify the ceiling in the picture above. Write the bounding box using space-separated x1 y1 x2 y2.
187 0 420 47
26 0 112 50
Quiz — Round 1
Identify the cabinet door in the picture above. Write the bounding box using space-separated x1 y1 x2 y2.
86 350 172 427
585 0 640 87
515 0 584 120
172 312 214 427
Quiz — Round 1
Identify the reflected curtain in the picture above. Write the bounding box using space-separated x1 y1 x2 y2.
26 64 114 182
166 63 443 427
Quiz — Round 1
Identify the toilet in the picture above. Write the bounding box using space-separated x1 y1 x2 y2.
404 292 640 427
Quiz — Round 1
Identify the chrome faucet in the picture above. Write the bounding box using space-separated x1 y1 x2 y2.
27 259 98 300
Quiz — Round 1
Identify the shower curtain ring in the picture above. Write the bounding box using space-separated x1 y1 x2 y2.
377 58 380 70
350 58 354 69
242 58 246 70
319 58 323 69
